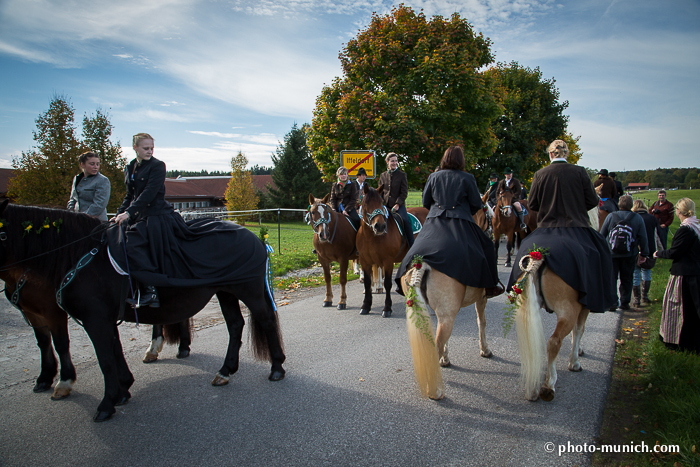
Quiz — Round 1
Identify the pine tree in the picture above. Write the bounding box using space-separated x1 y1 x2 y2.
267 123 327 209
224 151 258 222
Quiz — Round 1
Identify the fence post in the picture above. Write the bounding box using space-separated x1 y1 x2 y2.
277 208 281 255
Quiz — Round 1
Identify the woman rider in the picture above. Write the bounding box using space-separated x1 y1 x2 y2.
394 146 503 298
330 166 361 227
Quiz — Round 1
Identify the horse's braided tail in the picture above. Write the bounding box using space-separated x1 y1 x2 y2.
515 255 546 401
404 263 444 400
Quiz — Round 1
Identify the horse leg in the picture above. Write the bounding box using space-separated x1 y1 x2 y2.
50 324 77 400
474 296 492 358
321 259 333 307
211 292 245 386
32 326 58 393
569 309 590 371
143 325 165 363
176 320 191 359
381 265 393 318
360 266 373 315
426 273 465 367
505 234 513 268
373 264 383 294
337 257 348 310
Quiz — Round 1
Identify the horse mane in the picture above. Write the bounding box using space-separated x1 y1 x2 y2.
3 204 104 286
362 186 383 208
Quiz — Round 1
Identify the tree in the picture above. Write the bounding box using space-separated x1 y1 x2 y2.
483 62 569 186
560 132 582 165
266 123 327 209
224 151 258 221
9 96 126 209
308 5 501 187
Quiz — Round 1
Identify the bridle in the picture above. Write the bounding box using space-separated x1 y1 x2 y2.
359 205 389 228
306 203 338 243
497 192 513 217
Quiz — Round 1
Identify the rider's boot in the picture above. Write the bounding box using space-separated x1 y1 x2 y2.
515 209 527 231
126 285 160 308
484 281 505 299
641 281 651 306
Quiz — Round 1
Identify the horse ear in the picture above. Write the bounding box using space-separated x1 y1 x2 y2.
364 184 372 195
0 199 8 214
308 194 315 205
376 184 384 196
322 193 330 204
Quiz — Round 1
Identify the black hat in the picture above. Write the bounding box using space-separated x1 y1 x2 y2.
503 167 513 174
609 172 617 178
489 172 498 179
356 167 367 177
598 169 609 176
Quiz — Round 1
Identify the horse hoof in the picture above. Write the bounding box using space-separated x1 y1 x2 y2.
93 410 115 423
382 309 392 318
269 369 285 381
176 349 190 359
211 373 230 386
569 363 582 372
322 301 332 307
359 309 370 315
539 387 555 402
480 350 493 358
439 359 451 368
337 303 346 310
51 389 71 400
33 381 52 393
142 353 158 364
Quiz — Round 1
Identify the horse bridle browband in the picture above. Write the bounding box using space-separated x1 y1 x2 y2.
359 205 389 227
308 203 339 244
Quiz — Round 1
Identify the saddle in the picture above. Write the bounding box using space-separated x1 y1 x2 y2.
391 212 423 236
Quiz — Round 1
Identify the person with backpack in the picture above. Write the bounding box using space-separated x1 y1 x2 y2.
600 195 650 310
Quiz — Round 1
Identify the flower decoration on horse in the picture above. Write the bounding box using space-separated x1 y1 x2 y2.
404 255 434 345
502 245 550 336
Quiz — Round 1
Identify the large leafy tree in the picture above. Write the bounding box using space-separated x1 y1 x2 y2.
225 151 259 220
9 96 126 210
484 62 569 185
308 5 501 187
266 123 327 209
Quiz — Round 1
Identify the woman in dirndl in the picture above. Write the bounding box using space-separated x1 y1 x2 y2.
654 197 700 353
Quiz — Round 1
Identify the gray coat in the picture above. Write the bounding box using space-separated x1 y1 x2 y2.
67 172 111 221
600 210 649 258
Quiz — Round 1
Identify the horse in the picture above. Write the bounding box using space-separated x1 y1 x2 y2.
492 190 537 267
1 273 76 400
308 194 359 310
594 184 609 230
0 201 285 422
473 194 494 240
142 320 193 363
398 262 491 400
356 185 427 317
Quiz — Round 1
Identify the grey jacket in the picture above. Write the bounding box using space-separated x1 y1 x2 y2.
67 172 111 221
600 210 649 258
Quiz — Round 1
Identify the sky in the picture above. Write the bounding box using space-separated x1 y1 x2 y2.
1 0 698 173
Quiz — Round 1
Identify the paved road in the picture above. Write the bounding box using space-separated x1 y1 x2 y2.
0 250 621 467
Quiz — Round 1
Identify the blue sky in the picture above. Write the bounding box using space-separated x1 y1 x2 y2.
1 0 698 173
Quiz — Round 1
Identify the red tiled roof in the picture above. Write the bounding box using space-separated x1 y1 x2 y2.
627 182 649 187
164 175 276 200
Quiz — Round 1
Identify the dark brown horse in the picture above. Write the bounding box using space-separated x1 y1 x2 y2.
0 201 285 422
308 193 358 310
142 321 193 363
492 190 537 267
356 185 427 317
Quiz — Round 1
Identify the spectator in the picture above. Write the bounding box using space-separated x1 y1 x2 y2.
631 199 663 308
593 169 618 212
600 195 649 310
651 189 674 249
67 151 111 222
609 172 624 205
654 198 700 353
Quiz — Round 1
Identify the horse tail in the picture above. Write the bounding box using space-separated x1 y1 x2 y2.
162 324 181 345
515 257 546 401
588 205 599 230
403 263 444 400
249 277 284 362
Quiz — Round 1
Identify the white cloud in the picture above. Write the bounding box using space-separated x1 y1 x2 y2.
143 143 277 171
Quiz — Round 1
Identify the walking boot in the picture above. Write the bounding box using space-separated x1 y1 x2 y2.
632 285 641 309
515 209 527 231
641 280 651 306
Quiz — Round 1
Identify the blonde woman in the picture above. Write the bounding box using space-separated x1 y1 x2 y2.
654 198 700 353
330 166 360 225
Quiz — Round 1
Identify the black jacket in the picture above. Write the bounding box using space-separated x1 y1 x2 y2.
117 157 173 221
636 210 662 256
330 181 358 212
423 170 481 221
657 225 700 276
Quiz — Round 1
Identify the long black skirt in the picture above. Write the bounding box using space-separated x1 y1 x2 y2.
394 216 499 295
107 212 267 288
506 227 617 313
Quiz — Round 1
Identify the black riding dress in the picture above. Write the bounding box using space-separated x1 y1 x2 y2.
394 170 499 294
107 157 266 287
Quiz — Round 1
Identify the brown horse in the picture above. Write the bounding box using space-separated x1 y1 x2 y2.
399 263 491 399
594 184 609 230
356 185 427 317
492 190 537 267
1 271 76 400
509 256 589 402
308 194 358 310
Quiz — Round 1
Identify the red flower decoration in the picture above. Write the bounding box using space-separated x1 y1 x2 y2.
513 286 523 295
530 251 542 260
414 263 422 270
406 299 414 307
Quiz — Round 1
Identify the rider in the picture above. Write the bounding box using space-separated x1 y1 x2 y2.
593 169 618 212
497 167 527 231
395 146 503 298
330 166 360 226
485 172 499 209
506 140 616 313
353 167 368 206
67 151 111 222
378 152 413 248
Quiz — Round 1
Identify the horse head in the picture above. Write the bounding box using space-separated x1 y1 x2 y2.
307 193 335 242
361 185 388 236
497 190 514 217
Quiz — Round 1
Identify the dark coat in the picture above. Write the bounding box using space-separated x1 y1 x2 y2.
378 169 408 208
496 177 522 202
593 176 617 200
528 161 598 228
484 180 498 205
330 181 358 212
636 210 662 256
117 157 173 221
423 170 481 220
613 179 623 201
657 225 700 276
